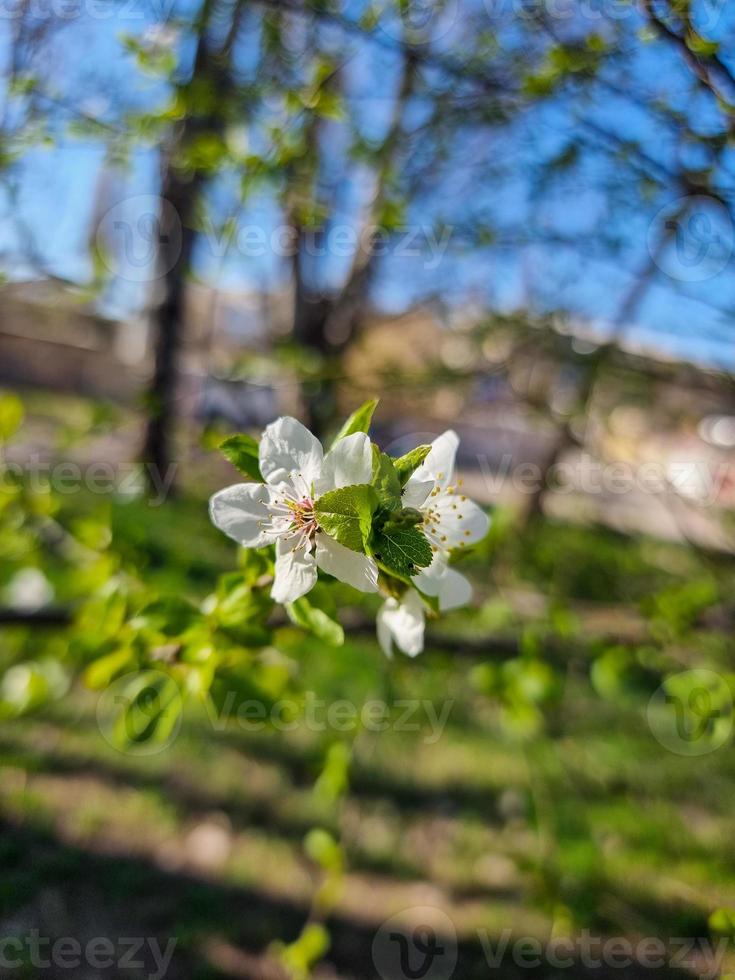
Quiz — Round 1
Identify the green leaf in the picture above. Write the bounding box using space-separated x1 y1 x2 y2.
315 484 378 552
709 907 735 937
372 447 402 511
134 597 201 636
84 649 135 690
219 434 263 481
393 445 431 486
331 399 378 446
381 507 424 530
0 393 23 442
372 525 433 577
108 671 182 749
286 596 344 646
304 827 343 870
278 922 330 979
314 741 351 802
214 572 274 647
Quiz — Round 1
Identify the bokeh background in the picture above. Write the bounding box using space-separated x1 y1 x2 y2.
2 0 735 977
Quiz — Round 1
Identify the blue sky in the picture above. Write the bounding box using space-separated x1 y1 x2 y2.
1 0 734 369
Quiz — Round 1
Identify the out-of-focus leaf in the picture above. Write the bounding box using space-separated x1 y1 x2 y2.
330 399 378 445
393 445 431 486
0 393 24 442
286 595 344 646
134 597 202 636
219 433 263 481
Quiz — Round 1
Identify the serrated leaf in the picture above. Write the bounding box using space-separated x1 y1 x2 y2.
286 596 344 646
315 484 378 552
331 399 378 446
372 525 433 577
393 445 431 486
372 447 402 511
219 434 263 481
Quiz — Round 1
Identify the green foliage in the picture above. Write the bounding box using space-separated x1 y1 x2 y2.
0 392 23 442
287 594 344 647
276 923 330 980
304 827 343 871
314 741 351 803
0 659 69 718
372 523 433 577
100 670 182 750
590 646 658 703
314 484 378 552
371 447 403 511
709 907 735 937
133 597 202 636
393 444 431 486
644 578 718 641
330 398 378 445
218 433 263 481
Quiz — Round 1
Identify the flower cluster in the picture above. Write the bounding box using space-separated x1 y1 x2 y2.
209 402 489 657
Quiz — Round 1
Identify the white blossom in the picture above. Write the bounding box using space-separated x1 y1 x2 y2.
210 417 379 604
403 430 489 611
377 590 425 658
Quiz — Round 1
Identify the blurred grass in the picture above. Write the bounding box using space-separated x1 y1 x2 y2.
2 472 735 978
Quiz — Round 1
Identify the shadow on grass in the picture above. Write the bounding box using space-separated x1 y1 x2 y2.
0 818 708 980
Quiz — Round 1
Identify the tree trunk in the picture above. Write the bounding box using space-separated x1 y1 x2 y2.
140 164 204 495
140 0 240 495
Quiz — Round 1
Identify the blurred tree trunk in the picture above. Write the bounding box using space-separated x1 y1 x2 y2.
291 54 417 438
141 0 242 496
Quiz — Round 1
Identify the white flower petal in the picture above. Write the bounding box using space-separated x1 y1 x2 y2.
401 478 433 509
209 483 278 548
412 556 472 611
316 432 373 494
430 493 489 548
272 537 318 603
376 591 425 658
315 534 378 593
259 417 323 491
410 553 446 597
437 567 473 611
411 430 459 488
377 605 395 659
